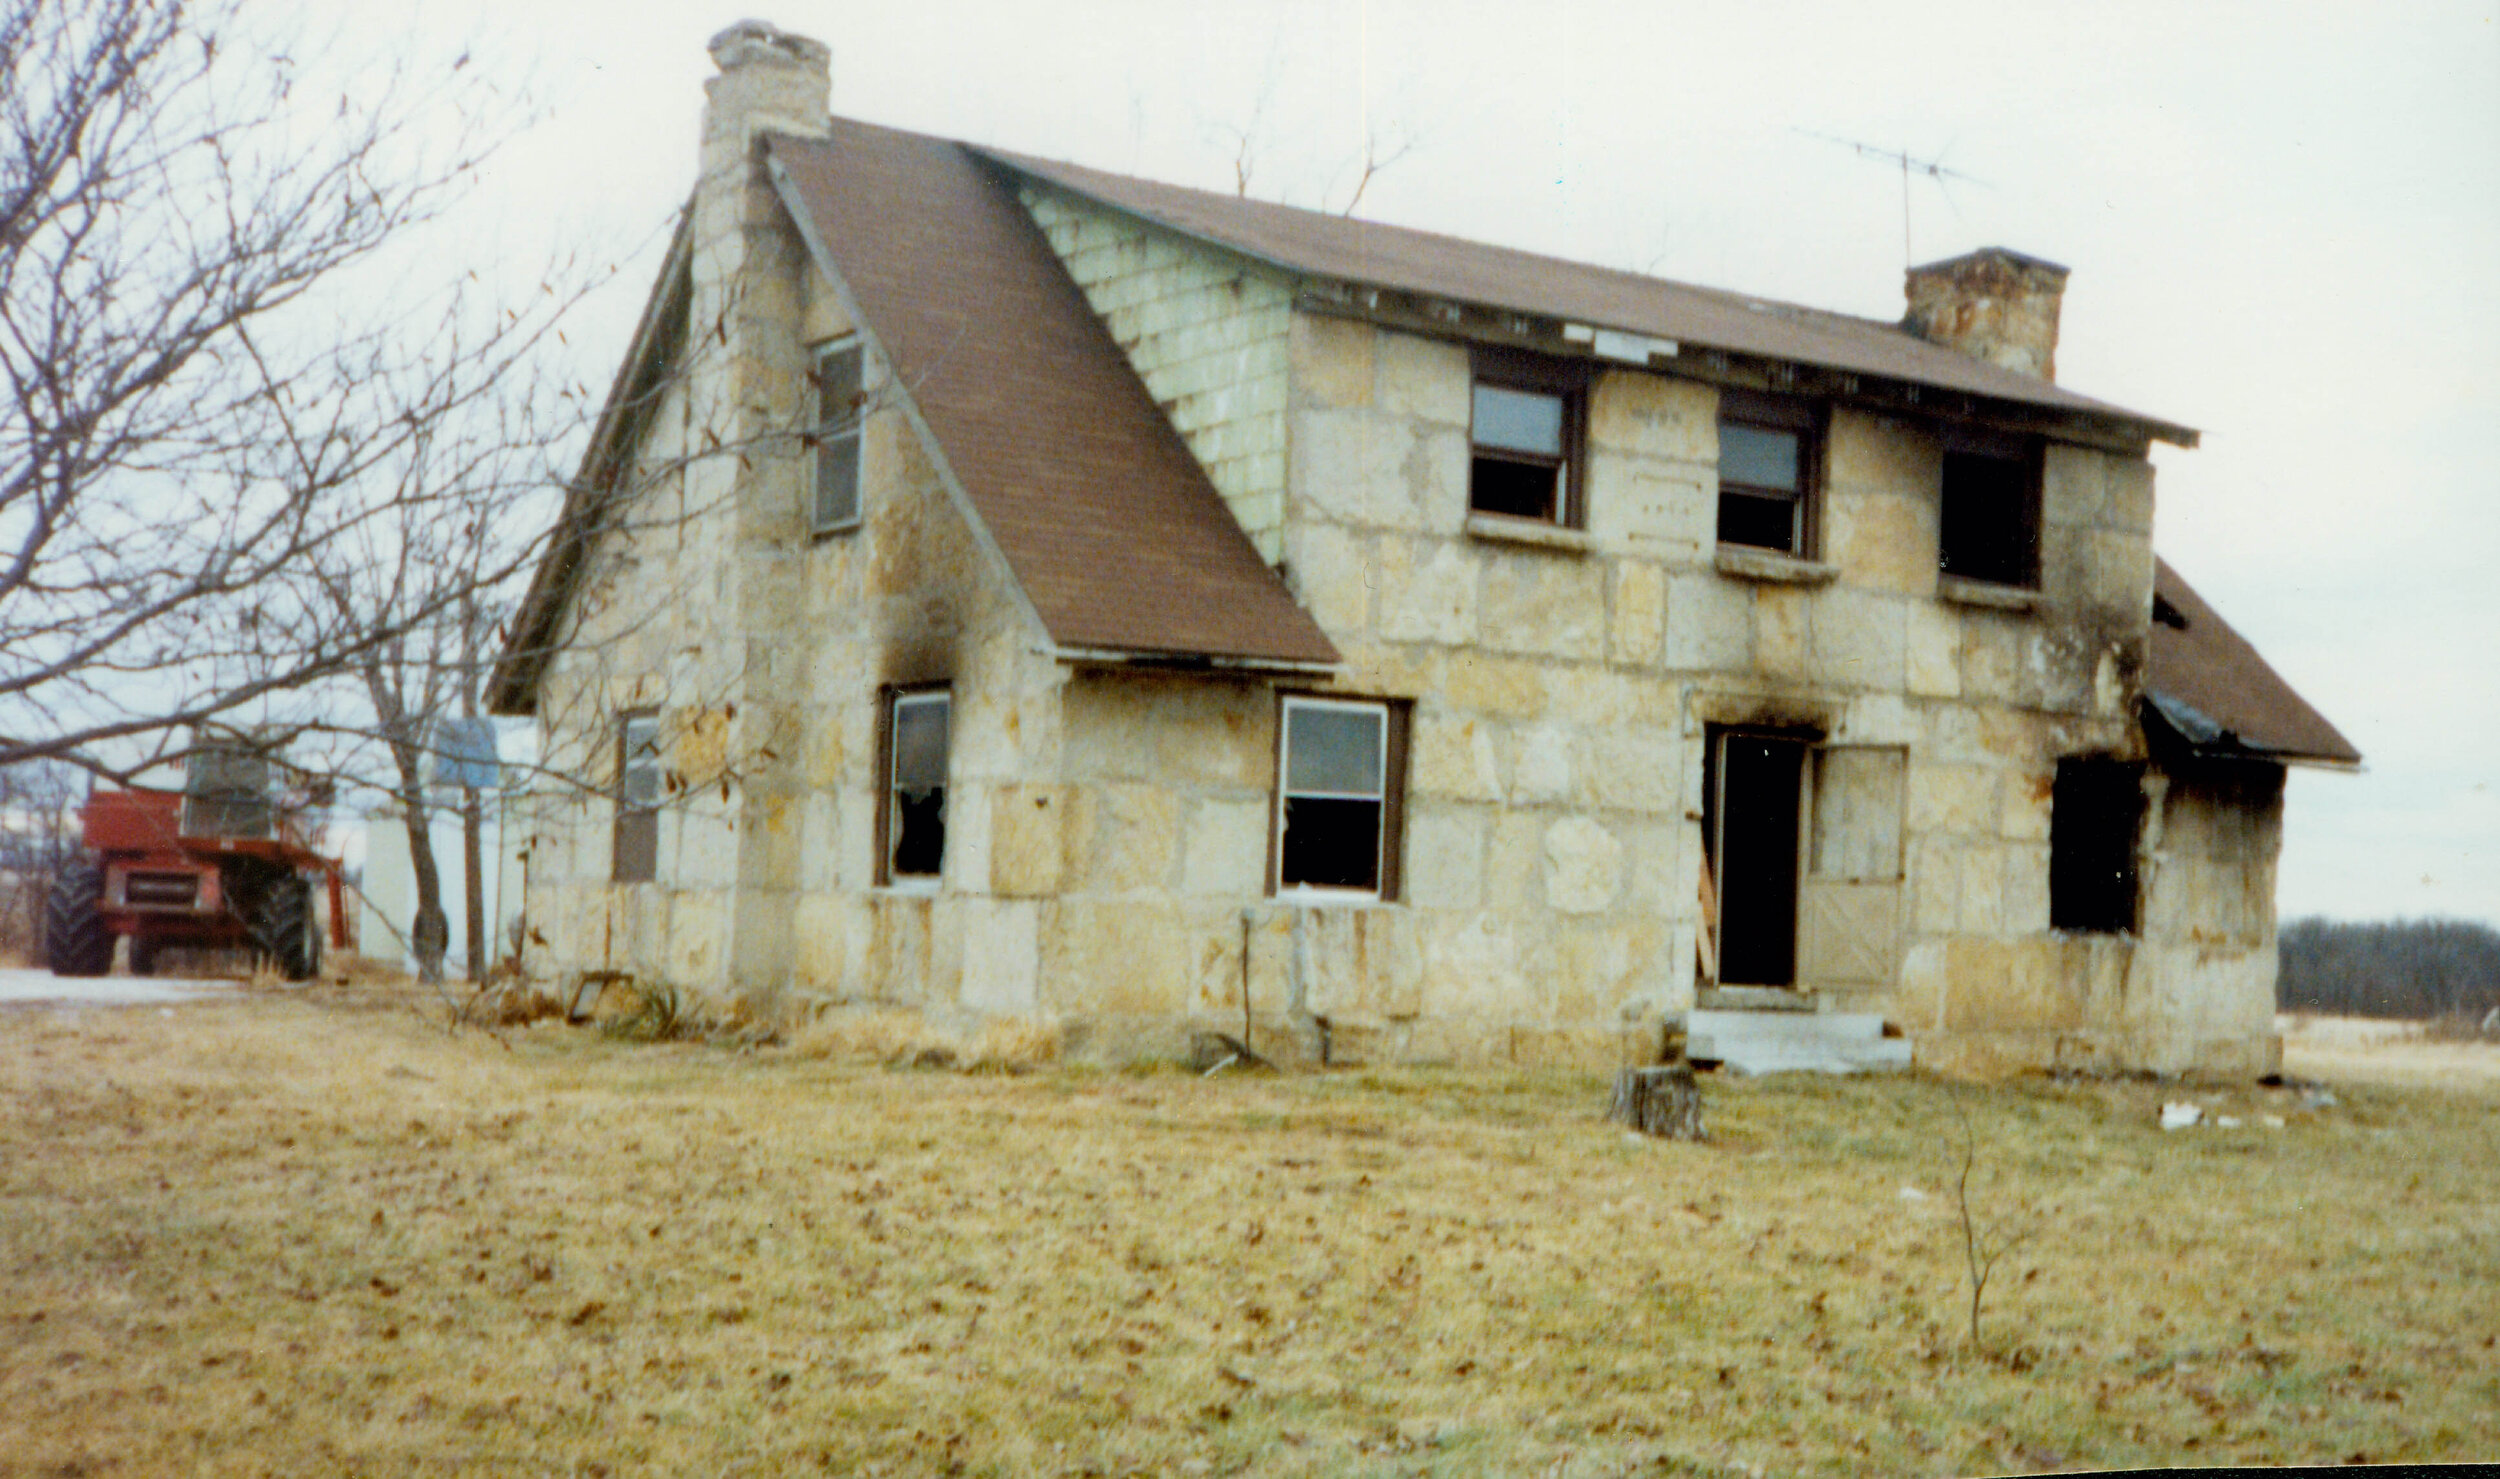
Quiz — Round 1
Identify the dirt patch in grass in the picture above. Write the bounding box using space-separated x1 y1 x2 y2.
1 996 2494 1477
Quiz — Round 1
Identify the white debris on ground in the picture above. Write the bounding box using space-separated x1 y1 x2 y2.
2160 1101 2205 1130
0 967 244 1008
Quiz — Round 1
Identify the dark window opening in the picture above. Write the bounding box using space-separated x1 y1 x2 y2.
613 711 660 884
2050 757 2142 933
813 340 864 533
1705 728 1809 987
1716 392 1819 556
2152 593 2189 630
1469 352 1585 526
1939 437 2041 587
1468 452 1561 521
1274 697 1407 898
885 690 949 884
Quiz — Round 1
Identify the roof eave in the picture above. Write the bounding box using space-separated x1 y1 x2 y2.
979 147 2200 452
487 214 697 716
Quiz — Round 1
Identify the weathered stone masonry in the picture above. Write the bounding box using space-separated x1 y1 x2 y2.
500 23 2346 1079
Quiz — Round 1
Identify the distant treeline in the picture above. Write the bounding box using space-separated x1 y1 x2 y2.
2277 917 2500 1020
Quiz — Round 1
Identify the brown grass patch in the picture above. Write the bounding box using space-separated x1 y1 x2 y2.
0 997 2493 1476
789 1007 1061 1073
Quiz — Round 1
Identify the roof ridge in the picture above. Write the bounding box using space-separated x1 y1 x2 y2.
969 140 1911 337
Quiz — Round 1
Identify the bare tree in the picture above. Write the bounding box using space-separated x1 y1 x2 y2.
0 0 562 782
0 757 81 957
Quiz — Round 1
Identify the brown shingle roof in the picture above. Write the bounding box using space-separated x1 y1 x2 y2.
767 123 1338 669
2147 558 2358 767
976 145 2197 449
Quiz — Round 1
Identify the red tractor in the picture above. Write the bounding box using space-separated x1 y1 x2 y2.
44 743 345 981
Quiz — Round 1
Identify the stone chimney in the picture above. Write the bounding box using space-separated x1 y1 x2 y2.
702 20 832 162
1902 248 2069 381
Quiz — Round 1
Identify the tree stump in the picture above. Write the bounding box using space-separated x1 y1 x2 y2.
1607 1063 1704 1141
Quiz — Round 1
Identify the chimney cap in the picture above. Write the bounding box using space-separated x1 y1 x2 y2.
1907 246 2070 279
708 19 830 72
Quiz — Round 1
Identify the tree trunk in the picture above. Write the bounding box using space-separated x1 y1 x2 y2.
403 793 448 985
1607 1064 1704 1141
462 784 484 981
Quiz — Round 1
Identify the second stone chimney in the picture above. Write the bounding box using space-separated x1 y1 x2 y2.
1903 248 2069 381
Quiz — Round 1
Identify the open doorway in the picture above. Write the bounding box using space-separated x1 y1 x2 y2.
1704 728 1809 987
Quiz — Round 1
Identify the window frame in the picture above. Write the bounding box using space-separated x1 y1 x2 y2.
1714 388 1824 558
1269 693 1410 903
876 684 951 891
1936 425 2044 590
612 709 661 885
1467 347 1589 529
810 336 865 537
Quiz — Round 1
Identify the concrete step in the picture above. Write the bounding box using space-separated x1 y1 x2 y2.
1689 1009 1888 1043
1686 1010 1912 1076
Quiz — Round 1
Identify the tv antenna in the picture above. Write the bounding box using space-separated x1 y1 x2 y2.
1795 130 1988 268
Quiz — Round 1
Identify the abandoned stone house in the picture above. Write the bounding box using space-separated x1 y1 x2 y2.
487 22 2358 1076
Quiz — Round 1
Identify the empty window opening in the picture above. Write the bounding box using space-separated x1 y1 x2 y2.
613 711 661 884
2050 757 2142 933
813 339 864 534
1274 696 1406 898
1716 391 1820 556
1705 729 1810 987
885 689 950 884
1469 351 1585 525
1938 430 2041 587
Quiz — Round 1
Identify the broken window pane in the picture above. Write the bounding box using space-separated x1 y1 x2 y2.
1716 404 1814 556
615 712 661 884
1277 699 1392 894
1472 384 1564 456
1469 456 1561 521
1939 448 2038 587
2050 757 2142 933
888 691 949 880
1280 797 1383 891
1717 488 1800 552
620 715 661 807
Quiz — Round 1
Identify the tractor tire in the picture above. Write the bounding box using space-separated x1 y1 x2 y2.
248 872 320 982
129 935 160 976
43 861 114 978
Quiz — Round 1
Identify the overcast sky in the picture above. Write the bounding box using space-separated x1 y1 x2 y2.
336 0 2500 926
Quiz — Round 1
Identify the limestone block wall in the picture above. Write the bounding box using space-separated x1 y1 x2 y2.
1021 187 1294 561
2122 762 2286 1075
523 233 1067 1023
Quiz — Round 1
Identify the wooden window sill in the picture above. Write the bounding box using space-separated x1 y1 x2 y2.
1938 575 2041 612
1714 547 1838 585
1464 512 1592 554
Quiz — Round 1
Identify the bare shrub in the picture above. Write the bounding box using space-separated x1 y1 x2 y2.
598 978 707 1043
456 982 566 1029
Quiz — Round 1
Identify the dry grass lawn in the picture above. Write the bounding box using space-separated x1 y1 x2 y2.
2 984 2495 1478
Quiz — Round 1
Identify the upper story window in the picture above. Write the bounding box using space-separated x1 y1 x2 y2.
1938 426 2042 588
1716 389 1821 557
613 711 661 884
812 338 864 535
1273 695 1408 901
1468 349 1587 527
881 687 950 887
